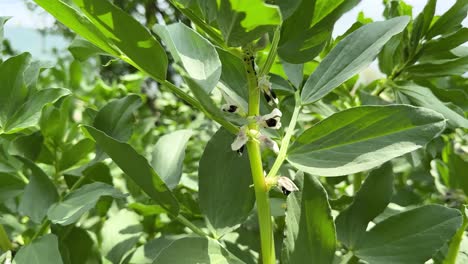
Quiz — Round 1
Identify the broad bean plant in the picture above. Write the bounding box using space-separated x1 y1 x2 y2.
1 0 468 263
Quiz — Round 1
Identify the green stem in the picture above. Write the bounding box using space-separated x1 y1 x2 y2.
443 210 468 264
244 48 276 264
353 173 363 194
163 80 239 134
31 220 50 241
174 215 209 238
259 26 281 77
266 92 301 179
0 224 12 251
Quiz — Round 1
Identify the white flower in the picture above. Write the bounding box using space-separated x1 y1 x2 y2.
277 176 299 196
257 108 282 129
221 104 239 113
231 126 248 152
259 134 279 154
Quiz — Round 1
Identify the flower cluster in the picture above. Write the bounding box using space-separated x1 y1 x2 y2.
229 108 283 155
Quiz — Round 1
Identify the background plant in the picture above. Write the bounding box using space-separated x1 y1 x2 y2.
0 0 467 263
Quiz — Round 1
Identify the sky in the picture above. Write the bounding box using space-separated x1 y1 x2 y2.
0 0 466 59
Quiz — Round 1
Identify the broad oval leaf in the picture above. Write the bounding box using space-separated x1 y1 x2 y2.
33 0 118 57
199 128 254 235
216 0 280 47
12 234 63 264
0 53 31 130
335 163 394 249
278 0 360 63
34 0 168 81
301 16 410 104
101 209 142 264
282 172 336 264
154 22 221 93
151 129 192 189
84 126 180 215
355 205 463 264
16 156 59 223
397 84 468 129
93 94 142 141
72 0 168 80
0 172 25 202
4 88 70 134
47 182 126 225
152 236 244 264
287 105 446 176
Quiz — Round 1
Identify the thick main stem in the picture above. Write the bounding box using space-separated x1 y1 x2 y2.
244 49 276 264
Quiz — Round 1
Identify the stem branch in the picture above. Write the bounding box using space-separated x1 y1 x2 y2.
266 92 301 179
259 26 281 77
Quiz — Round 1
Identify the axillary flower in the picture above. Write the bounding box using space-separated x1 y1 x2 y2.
256 108 282 129
231 107 283 154
265 176 299 196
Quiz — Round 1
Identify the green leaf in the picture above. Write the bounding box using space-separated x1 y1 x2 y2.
34 0 168 81
154 22 221 93
216 0 280 47
153 236 244 264
443 207 468 264
0 172 25 201
442 142 468 194
93 94 142 142
84 126 180 215
300 16 409 104
10 132 43 161
54 226 99 264
423 28 468 55
13 234 63 264
68 38 106 61
59 138 95 171
217 48 248 101
0 53 31 129
16 156 58 223
0 17 10 51
397 84 468 128
403 56 468 77
282 61 303 88
410 0 436 48
354 205 463 264
335 163 394 249
47 182 126 225
287 105 446 176
128 236 182 264
151 130 192 189
282 172 336 264
278 0 360 63
73 0 168 80
40 104 67 145
3 88 70 134
426 0 468 39
33 0 117 56
101 209 142 264
199 128 254 235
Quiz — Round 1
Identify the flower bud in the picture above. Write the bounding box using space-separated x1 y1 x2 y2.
277 176 299 196
258 134 279 154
